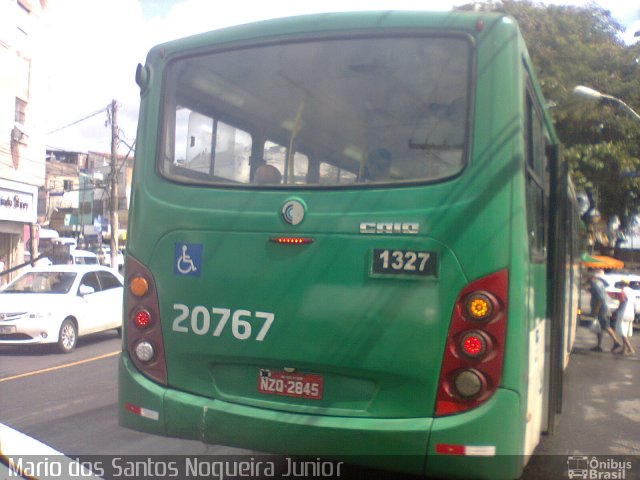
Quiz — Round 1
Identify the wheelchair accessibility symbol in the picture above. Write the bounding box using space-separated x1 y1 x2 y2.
174 243 202 277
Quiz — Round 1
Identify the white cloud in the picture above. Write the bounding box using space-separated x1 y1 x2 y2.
44 0 148 152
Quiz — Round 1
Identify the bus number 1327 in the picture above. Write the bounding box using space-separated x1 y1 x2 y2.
373 249 437 276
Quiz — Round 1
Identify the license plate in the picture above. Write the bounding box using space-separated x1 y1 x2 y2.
372 249 437 276
0 325 16 334
258 370 323 400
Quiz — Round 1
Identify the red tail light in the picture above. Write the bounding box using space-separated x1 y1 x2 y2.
459 330 490 358
125 255 167 385
133 308 152 329
435 269 508 416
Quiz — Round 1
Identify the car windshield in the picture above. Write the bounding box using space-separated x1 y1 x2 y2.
74 256 98 265
4 272 77 294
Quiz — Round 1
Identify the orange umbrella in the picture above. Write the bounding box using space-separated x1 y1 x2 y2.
582 255 624 270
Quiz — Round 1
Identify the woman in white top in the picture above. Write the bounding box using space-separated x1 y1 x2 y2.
615 279 636 356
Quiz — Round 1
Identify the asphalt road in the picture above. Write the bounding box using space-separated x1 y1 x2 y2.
1 321 638 480
0 332 218 456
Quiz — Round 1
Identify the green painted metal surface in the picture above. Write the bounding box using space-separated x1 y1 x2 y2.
119 11 567 479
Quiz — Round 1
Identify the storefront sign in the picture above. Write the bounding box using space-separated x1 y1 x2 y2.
0 179 37 224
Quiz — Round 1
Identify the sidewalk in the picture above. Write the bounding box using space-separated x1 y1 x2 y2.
523 317 640 478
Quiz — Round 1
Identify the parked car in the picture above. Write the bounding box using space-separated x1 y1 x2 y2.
0 265 123 352
69 249 99 265
595 272 640 325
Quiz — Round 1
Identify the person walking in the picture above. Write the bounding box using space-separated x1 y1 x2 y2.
614 278 636 356
589 270 622 352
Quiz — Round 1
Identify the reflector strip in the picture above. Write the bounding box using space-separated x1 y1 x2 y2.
465 446 496 456
435 444 496 456
124 402 159 421
436 444 464 455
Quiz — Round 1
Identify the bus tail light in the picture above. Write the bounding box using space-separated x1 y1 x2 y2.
435 269 508 416
125 255 167 385
134 340 155 362
459 330 490 358
133 308 152 329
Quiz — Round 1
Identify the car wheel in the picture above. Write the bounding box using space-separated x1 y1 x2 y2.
57 318 78 353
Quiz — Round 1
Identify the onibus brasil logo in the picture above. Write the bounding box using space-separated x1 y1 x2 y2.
567 456 632 479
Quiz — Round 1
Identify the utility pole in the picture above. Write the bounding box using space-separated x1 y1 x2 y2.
109 99 119 270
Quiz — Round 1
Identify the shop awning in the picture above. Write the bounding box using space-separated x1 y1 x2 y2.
582 254 625 270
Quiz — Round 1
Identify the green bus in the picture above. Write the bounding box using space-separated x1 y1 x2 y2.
119 10 582 479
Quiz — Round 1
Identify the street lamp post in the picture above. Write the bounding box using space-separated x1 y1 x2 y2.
573 85 640 122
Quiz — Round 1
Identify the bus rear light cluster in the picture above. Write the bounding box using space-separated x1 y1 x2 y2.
125 256 167 385
435 270 508 416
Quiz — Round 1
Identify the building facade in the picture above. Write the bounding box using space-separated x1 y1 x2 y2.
0 0 48 280
44 149 131 249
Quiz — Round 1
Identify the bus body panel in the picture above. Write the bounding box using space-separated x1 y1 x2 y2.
155 231 467 417
120 353 523 479
120 10 580 480
136 172 513 417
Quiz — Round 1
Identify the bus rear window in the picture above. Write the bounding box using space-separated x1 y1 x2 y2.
162 35 471 187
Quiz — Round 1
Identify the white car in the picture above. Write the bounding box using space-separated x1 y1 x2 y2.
596 272 640 324
0 265 123 353
69 249 99 265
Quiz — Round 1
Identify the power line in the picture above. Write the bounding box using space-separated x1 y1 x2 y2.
46 106 109 135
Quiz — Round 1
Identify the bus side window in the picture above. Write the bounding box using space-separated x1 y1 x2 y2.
213 121 251 183
174 108 214 173
319 162 357 185
525 89 547 261
173 107 252 184
263 141 309 184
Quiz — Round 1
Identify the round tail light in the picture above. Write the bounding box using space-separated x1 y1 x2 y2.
133 308 152 329
453 369 485 399
465 292 495 321
460 330 490 359
134 340 155 362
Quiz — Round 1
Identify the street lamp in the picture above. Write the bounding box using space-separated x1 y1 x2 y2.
573 85 640 122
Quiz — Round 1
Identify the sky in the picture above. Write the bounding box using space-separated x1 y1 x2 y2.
42 0 640 154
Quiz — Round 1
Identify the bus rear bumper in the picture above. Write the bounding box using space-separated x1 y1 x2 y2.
119 354 524 478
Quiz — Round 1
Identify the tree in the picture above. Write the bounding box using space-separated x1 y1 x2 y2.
458 0 640 232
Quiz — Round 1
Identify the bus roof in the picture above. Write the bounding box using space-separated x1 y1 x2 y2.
147 10 516 59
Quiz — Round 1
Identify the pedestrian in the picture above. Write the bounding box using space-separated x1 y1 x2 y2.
614 278 636 356
588 270 622 352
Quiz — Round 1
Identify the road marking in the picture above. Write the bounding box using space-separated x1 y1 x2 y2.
0 351 120 383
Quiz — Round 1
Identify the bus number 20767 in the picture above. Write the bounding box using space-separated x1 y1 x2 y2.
172 304 275 341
